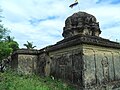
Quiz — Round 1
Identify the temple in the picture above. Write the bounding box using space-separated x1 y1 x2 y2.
10 11 120 90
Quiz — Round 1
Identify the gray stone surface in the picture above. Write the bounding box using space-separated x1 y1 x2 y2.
62 11 101 38
17 54 37 74
83 45 120 89
11 49 38 74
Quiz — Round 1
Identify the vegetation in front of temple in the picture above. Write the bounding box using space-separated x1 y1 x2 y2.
0 71 75 90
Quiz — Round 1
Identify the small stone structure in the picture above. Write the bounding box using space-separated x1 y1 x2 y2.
63 12 101 38
10 11 120 90
11 49 38 74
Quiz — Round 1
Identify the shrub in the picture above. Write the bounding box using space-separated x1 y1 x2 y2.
0 71 75 90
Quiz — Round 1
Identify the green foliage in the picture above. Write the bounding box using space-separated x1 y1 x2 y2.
5 36 14 42
0 42 12 61
0 71 75 90
0 8 19 61
4 36 19 51
24 41 36 49
0 9 12 61
7 40 19 51
0 37 19 61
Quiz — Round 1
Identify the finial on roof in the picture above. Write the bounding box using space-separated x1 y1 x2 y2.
62 11 101 38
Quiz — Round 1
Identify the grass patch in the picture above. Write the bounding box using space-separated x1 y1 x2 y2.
0 71 75 90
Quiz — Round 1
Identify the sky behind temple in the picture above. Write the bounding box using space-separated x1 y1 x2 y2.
0 0 120 49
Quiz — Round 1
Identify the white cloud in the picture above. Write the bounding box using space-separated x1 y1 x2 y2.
84 3 120 41
0 0 120 49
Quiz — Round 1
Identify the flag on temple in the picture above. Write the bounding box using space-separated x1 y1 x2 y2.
69 0 78 8
75 0 78 2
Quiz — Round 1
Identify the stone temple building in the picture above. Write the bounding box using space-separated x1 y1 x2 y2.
11 11 120 90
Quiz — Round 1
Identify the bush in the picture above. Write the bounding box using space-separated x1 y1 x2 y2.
0 71 75 90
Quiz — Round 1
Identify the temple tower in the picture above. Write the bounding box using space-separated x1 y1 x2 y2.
62 11 101 38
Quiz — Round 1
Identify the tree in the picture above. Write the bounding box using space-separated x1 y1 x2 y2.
0 36 19 72
8 41 19 51
0 42 12 61
5 36 14 42
0 9 11 61
0 9 19 72
23 41 36 49
5 36 19 51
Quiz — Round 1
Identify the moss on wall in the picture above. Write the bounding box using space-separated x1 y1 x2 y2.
83 44 120 89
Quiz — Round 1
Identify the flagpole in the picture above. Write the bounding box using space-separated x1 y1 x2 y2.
75 0 80 10
77 0 80 11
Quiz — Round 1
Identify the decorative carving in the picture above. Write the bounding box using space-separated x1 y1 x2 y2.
62 11 101 38
101 56 109 82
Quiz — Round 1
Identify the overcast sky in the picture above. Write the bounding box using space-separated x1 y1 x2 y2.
0 0 120 49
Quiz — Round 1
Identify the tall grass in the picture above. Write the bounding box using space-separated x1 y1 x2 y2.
0 71 75 90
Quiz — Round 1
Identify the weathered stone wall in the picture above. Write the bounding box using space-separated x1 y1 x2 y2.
83 44 120 89
10 44 120 89
11 49 38 74
17 54 37 74
42 46 83 86
11 54 18 71
36 53 51 76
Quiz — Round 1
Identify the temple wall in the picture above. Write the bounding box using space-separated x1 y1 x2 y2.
11 54 18 71
10 44 120 90
17 54 37 74
10 43 120 90
83 44 120 89
37 45 83 86
37 53 47 76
